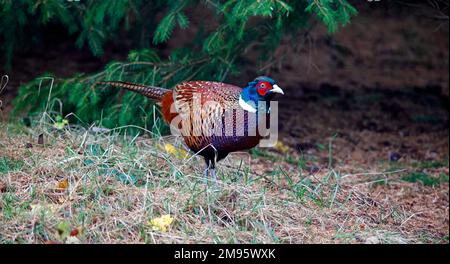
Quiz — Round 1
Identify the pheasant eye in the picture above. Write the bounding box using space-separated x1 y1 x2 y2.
257 81 270 96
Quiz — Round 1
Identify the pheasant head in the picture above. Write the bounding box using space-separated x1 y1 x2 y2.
239 76 284 113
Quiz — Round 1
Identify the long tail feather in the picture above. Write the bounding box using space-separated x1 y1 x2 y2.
97 81 170 101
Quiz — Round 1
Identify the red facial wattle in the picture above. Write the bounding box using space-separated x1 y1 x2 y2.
257 81 271 96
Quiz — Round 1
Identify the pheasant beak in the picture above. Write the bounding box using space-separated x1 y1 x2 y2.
270 84 284 95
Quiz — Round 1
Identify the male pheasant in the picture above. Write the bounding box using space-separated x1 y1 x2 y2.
99 76 284 181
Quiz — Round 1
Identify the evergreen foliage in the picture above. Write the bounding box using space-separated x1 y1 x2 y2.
6 0 357 134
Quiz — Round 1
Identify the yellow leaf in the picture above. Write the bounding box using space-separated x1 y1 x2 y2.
274 141 290 154
148 214 174 232
53 119 69 130
163 143 189 159
56 179 69 190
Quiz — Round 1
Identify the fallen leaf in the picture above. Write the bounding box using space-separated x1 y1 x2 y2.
161 143 189 159
274 141 290 154
53 115 69 130
56 179 69 190
148 214 174 232
70 228 79 237
56 221 71 240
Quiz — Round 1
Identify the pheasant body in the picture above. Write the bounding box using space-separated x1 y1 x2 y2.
99 76 283 179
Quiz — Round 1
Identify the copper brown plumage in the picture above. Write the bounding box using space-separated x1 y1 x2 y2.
97 81 169 101
98 77 284 181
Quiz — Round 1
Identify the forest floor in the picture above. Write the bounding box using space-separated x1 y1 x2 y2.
0 84 448 244
0 2 448 243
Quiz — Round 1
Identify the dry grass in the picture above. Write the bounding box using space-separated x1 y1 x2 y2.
0 116 448 244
